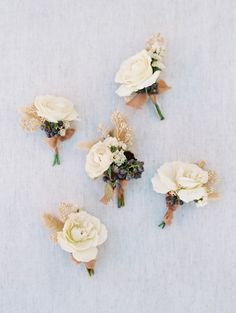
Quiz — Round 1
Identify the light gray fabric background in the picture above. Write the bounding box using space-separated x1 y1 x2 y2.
0 1 235 312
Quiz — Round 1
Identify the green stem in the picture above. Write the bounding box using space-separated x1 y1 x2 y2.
153 102 165 120
86 267 94 276
56 153 60 165
158 221 166 229
52 153 60 166
117 193 125 208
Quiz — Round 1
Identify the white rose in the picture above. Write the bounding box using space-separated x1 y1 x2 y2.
152 161 209 203
57 211 107 262
85 141 113 179
115 50 160 97
34 95 79 122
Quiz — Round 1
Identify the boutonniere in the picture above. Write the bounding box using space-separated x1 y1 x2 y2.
42 203 108 276
80 111 144 208
115 33 170 120
20 95 79 165
151 161 219 228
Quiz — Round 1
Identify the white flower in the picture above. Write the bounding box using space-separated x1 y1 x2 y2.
152 161 209 203
113 149 126 166
59 129 66 136
115 50 160 97
85 141 113 179
57 211 107 262
146 33 165 70
34 95 79 123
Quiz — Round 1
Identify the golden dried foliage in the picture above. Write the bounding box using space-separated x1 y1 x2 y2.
21 104 43 132
198 161 219 201
58 202 80 222
145 32 165 51
42 213 64 242
78 139 100 151
207 170 218 184
197 160 206 168
208 192 220 200
111 111 133 148
98 123 110 139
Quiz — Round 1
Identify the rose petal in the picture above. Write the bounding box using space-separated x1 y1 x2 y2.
178 187 207 203
72 247 98 263
116 84 135 97
136 70 160 90
97 224 108 246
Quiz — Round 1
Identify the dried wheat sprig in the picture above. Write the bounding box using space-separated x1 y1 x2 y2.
20 104 43 132
98 123 110 140
42 213 64 242
58 202 80 222
111 111 133 148
207 170 218 184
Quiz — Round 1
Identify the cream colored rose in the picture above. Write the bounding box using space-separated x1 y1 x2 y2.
34 95 79 122
115 50 160 97
57 211 107 262
152 161 209 203
85 141 113 179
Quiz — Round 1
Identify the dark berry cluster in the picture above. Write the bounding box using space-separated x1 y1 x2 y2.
166 193 184 207
137 82 158 95
40 120 64 138
103 151 144 187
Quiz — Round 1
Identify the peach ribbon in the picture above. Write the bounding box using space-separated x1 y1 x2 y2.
46 128 75 165
100 180 128 206
126 80 170 109
159 193 178 228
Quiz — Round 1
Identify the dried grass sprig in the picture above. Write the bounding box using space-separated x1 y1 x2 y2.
20 104 43 132
42 213 64 242
197 161 219 200
98 123 110 140
111 111 133 148
58 202 80 222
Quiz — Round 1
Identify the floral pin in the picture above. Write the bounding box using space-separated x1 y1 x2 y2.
115 33 170 120
42 203 108 276
151 161 219 228
79 111 144 208
20 95 79 165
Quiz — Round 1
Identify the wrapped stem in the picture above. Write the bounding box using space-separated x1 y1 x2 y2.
71 256 95 276
117 183 125 208
117 191 125 208
86 267 95 276
85 259 96 276
46 128 75 166
159 192 179 228
158 221 166 229
52 148 60 166
150 95 165 120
